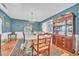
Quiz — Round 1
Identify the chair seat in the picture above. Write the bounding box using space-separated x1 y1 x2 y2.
33 43 49 52
33 39 46 44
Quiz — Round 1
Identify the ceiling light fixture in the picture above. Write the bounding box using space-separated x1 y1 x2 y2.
28 11 36 23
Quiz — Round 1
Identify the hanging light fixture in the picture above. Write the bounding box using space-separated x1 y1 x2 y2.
28 11 36 23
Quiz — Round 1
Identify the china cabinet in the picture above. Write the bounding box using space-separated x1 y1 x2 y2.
53 12 75 53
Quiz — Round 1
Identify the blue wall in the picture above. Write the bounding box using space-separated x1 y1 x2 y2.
0 9 11 33
11 18 29 32
32 22 42 31
41 4 79 34
76 4 79 34
0 9 42 33
10 18 42 32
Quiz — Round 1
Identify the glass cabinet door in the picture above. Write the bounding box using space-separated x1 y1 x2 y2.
66 17 73 36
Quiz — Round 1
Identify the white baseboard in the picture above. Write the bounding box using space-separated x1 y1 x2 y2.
15 32 23 39
1 32 24 41
1 32 11 41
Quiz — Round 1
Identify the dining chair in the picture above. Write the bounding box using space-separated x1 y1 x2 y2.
31 32 52 56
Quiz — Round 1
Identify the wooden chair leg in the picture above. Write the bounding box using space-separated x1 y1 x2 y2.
37 52 40 56
48 48 50 56
32 48 33 56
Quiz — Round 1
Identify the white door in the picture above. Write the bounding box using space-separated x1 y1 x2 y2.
0 17 2 55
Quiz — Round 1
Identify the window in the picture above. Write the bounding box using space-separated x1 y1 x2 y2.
42 22 48 32
42 20 53 33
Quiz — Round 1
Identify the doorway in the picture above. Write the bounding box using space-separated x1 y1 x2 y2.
0 17 2 55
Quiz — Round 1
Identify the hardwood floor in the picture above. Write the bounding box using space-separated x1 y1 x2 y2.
1 40 18 56
52 44 78 56
1 39 78 56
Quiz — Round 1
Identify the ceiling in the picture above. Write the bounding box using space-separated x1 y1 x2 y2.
0 3 76 22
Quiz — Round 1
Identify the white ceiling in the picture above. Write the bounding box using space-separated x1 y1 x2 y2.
0 3 76 22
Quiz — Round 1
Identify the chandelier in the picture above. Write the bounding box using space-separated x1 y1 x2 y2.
28 11 36 23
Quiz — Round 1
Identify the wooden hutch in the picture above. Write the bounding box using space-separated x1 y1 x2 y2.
53 12 75 53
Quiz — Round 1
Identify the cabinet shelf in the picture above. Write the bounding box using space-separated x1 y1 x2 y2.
53 12 75 53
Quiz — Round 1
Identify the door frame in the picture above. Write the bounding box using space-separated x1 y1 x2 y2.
0 16 3 56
